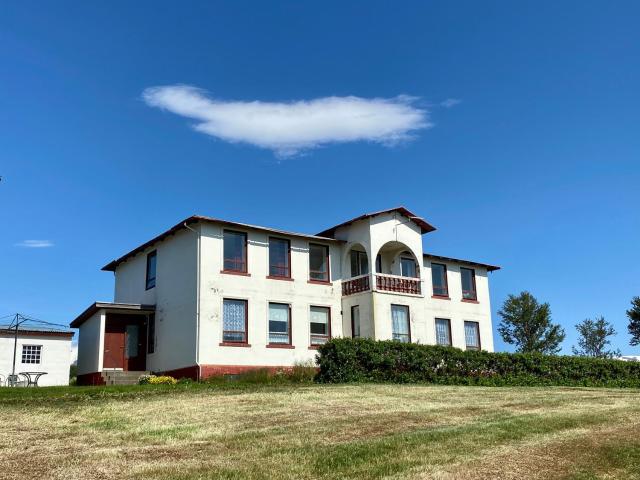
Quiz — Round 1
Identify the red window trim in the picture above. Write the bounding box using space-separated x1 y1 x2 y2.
266 276 294 281
435 318 452 346
464 321 481 351
460 267 477 301
221 298 249 345
461 299 479 304
268 236 292 279
221 270 252 277
431 262 449 297
307 279 332 285
391 304 411 343
223 229 248 274
431 295 451 300
309 243 330 283
309 305 331 347
267 302 292 347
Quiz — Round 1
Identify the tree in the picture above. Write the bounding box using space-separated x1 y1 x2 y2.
572 316 620 358
498 291 565 354
627 297 640 347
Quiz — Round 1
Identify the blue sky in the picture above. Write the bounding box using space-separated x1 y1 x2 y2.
1 1 638 353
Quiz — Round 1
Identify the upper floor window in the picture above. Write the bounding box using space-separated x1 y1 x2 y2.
400 256 418 278
146 250 157 290
21 345 42 364
309 244 329 282
464 321 481 350
460 267 477 300
351 305 361 338
310 306 331 346
350 250 368 277
223 230 247 273
431 263 448 297
147 313 156 354
222 299 248 344
268 302 291 345
269 237 290 278
435 318 452 346
391 305 410 343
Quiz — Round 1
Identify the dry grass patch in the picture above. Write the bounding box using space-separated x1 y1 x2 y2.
0 384 639 479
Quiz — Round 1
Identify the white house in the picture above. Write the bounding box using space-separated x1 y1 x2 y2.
71 207 500 385
0 327 73 386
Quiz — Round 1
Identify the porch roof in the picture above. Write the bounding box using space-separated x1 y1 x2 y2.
70 302 156 328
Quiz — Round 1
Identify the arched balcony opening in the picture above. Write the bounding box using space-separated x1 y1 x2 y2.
374 242 422 295
341 244 371 296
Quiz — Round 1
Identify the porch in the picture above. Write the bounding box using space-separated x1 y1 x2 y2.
71 302 155 385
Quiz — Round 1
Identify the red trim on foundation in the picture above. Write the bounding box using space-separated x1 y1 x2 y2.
199 364 295 379
76 372 106 386
160 365 201 381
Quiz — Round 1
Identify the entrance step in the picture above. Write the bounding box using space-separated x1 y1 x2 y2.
101 370 150 386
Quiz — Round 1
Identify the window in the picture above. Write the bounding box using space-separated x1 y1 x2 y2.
268 237 290 278
350 250 368 277
222 299 248 343
351 305 361 338
431 263 448 297
309 244 329 282
21 345 42 364
400 256 417 278
435 318 452 346
391 305 410 343
146 250 157 289
310 306 331 346
268 303 291 345
460 268 477 300
147 314 156 354
464 321 481 350
223 230 247 273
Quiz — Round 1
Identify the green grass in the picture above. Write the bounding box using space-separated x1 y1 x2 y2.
1 383 639 479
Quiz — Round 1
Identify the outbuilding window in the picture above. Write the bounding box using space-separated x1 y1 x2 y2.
21 345 42 364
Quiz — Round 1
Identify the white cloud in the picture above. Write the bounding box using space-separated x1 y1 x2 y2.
440 98 462 108
142 85 431 157
15 240 54 248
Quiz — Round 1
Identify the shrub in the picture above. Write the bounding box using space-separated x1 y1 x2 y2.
316 338 640 387
138 375 177 385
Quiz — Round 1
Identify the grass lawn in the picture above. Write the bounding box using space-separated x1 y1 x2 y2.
1 383 640 479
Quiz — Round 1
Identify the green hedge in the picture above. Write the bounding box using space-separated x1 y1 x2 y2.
316 338 640 387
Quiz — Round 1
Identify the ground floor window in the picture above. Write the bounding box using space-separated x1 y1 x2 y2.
223 299 248 343
464 321 481 350
435 318 452 346
310 306 330 346
351 305 361 338
21 345 42 364
391 305 410 343
269 302 291 345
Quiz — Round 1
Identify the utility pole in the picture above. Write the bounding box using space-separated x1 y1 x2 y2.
11 314 21 379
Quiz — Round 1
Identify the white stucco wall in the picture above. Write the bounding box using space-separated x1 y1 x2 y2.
0 333 72 386
197 223 343 367
113 228 198 372
76 311 104 375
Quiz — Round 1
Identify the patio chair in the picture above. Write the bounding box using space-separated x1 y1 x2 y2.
6 374 26 387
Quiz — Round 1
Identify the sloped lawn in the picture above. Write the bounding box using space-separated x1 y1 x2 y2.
1 383 639 479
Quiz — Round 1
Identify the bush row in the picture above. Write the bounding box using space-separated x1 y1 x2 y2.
315 338 640 387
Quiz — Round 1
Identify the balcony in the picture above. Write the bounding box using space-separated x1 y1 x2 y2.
341 273 422 297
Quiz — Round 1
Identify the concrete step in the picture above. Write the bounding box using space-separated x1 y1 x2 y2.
101 370 150 386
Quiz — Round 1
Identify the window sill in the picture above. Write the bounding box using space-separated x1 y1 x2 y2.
219 342 251 347
266 344 295 349
461 299 479 304
266 276 294 282
307 280 331 285
220 270 251 277
308 345 328 350
431 295 450 300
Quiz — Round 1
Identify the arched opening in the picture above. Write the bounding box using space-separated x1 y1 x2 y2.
375 242 420 278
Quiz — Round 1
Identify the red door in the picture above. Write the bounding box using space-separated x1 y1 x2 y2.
125 323 147 371
103 322 125 369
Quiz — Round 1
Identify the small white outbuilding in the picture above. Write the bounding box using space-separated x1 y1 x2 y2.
0 326 74 386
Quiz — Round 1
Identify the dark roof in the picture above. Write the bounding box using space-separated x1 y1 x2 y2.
102 215 342 272
0 325 74 338
70 302 156 328
316 206 436 238
423 253 501 272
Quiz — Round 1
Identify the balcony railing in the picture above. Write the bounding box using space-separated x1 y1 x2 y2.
342 273 422 296
375 274 421 295
342 274 370 296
